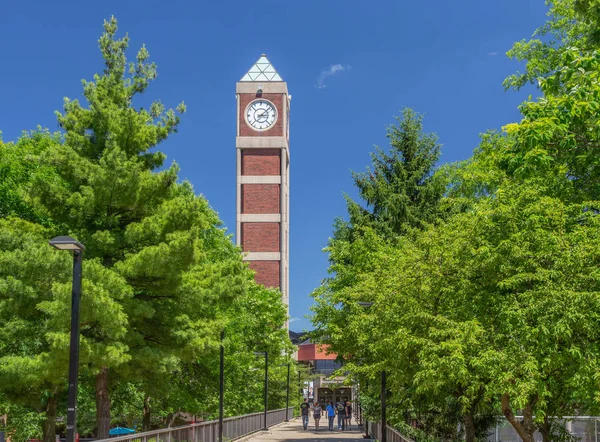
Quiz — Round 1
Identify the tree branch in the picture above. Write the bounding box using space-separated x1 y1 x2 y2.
501 393 534 442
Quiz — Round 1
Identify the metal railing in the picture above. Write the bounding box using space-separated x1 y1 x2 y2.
358 404 600 442
356 402 413 442
96 407 294 442
367 421 414 442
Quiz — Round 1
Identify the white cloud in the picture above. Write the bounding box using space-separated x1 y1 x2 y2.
316 64 351 89
488 52 499 56
289 317 300 323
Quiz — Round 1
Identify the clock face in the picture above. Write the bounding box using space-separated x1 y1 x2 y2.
246 100 277 130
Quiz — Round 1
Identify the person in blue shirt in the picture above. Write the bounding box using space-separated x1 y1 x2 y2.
326 401 336 431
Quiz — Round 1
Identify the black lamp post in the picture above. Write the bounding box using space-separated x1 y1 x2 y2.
219 330 225 442
380 370 387 442
278 363 291 422
254 352 268 430
49 236 85 442
357 301 386 442
285 363 290 422
363 378 370 439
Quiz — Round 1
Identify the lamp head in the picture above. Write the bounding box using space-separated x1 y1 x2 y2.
49 236 85 252
357 302 374 308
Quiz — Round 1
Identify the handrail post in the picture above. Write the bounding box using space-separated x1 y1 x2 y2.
381 370 387 442
219 330 225 442
364 378 370 439
263 351 268 431
285 363 290 422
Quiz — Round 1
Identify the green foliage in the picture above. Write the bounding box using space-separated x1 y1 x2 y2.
503 47 600 201
504 0 600 90
0 394 45 442
0 16 291 440
342 108 444 240
0 216 130 441
0 130 62 225
312 5 600 442
312 108 453 438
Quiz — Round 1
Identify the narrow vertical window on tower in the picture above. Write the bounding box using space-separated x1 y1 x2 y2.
236 54 290 328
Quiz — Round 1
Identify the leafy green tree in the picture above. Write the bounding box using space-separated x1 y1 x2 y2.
321 181 600 442
504 0 600 90
442 183 600 442
503 47 600 202
130 280 294 427
25 16 190 437
313 4 600 442
26 16 274 438
0 16 291 440
313 107 446 359
0 217 131 442
0 394 45 442
0 130 61 224
312 109 449 438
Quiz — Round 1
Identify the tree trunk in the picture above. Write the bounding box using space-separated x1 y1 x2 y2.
464 411 476 442
42 395 57 442
96 366 111 439
501 393 536 442
142 396 151 431
165 413 175 428
539 416 551 442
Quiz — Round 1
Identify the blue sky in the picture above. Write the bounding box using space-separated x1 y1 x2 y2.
0 1 548 332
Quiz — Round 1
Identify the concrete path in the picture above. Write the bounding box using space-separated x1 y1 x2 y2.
248 418 366 442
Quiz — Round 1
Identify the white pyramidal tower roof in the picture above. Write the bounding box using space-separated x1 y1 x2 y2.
240 54 283 82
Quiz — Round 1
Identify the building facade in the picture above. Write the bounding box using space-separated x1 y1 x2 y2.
235 55 290 325
297 340 351 405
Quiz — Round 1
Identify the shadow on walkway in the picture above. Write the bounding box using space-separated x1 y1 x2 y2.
248 418 367 442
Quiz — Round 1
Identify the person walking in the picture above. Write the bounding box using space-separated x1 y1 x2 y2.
313 402 323 431
335 399 346 431
345 401 352 430
326 401 336 431
300 398 310 430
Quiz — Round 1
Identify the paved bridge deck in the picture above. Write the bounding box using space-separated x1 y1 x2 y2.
248 418 366 442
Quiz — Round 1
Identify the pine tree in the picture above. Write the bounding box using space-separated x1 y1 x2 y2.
27 17 245 438
342 108 444 240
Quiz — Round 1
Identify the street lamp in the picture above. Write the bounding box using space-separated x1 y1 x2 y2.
358 301 386 442
362 378 370 439
219 330 225 442
49 236 85 442
381 370 387 442
254 352 268 430
278 363 291 422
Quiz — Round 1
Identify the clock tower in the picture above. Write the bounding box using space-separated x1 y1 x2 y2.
236 54 290 326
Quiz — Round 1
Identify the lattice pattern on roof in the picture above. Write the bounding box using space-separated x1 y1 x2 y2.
240 54 283 82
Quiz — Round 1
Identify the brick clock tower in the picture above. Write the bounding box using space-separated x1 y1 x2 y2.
236 54 290 327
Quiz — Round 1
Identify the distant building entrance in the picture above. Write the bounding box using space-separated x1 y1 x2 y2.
316 387 352 405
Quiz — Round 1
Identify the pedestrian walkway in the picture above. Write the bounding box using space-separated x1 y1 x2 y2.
248 418 366 442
